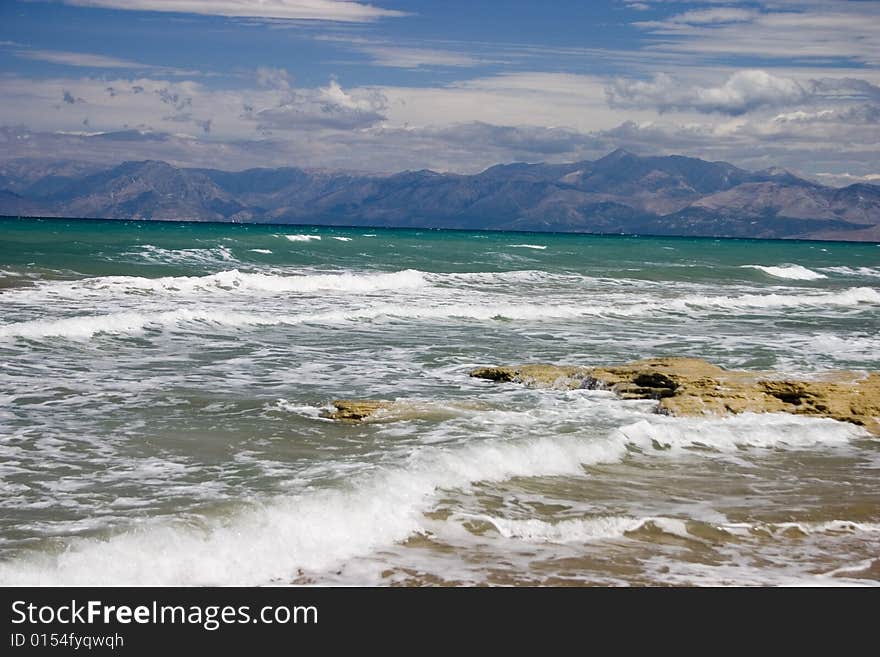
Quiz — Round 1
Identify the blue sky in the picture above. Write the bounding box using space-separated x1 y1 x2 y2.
1 0 879 183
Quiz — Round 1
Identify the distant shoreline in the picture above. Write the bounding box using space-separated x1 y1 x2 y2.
3 152 878 243
4 214 879 247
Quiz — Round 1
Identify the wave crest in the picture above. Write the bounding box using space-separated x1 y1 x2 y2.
743 264 826 280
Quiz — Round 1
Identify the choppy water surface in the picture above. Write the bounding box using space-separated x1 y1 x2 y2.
1 217 878 585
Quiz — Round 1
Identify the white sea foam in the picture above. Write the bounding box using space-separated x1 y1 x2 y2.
0 312 153 340
0 389 868 585
742 264 827 280
478 514 880 546
508 244 547 250
3 283 878 341
331 237 352 242
614 412 867 453
316 286 880 323
478 515 646 542
125 244 237 265
821 266 880 278
249 249 272 254
724 520 880 537
0 304 554 341
0 432 626 585
789 333 880 361
4 269 428 302
431 270 604 286
123 268 426 295
823 559 880 578
285 234 321 242
0 309 275 340
666 286 880 313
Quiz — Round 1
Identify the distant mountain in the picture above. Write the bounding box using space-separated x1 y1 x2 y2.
1 150 878 241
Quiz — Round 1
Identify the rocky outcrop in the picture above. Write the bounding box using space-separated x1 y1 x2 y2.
470 357 880 436
323 398 491 423
324 399 393 422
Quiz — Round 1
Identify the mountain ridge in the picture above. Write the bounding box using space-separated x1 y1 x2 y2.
1 151 878 241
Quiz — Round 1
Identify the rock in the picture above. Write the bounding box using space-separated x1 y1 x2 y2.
324 399 392 422
468 364 592 389
470 357 880 436
324 398 493 423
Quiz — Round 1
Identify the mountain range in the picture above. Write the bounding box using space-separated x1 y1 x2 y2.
1 150 878 241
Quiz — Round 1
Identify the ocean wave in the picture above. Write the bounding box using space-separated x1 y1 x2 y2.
821 266 880 278
0 406 867 585
3 269 429 302
742 264 826 280
477 514 880 545
2 285 877 341
788 332 880 361
249 249 272 254
0 309 272 340
508 244 547 250
476 515 646 542
284 234 321 242
331 237 352 242
666 286 880 313
724 520 880 538
0 432 626 585
123 244 238 266
613 412 866 453
0 302 588 341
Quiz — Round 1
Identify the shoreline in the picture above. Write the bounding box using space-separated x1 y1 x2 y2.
4 214 880 247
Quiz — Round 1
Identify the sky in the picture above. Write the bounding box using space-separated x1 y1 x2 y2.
1 0 879 184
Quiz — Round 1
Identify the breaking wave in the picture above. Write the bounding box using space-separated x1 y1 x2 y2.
743 264 826 280
0 408 864 585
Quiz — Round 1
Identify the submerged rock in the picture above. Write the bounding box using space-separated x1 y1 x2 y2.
470 357 880 436
468 364 592 388
324 399 392 422
324 398 492 423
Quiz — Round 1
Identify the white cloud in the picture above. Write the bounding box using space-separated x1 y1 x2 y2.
312 35 488 69
0 74 392 138
607 70 880 116
375 72 657 133
252 80 387 130
408 122 603 156
0 61 878 179
16 49 153 69
641 7 758 26
771 105 880 126
11 48 197 76
608 70 810 115
636 4 880 66
738 104 880 145
598 115 880 177
255 67 291 90
59 0 404 22
353 44 484 69
0 75 241 138
813 172 880 188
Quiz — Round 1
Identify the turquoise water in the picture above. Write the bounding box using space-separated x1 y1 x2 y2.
1 216 879 585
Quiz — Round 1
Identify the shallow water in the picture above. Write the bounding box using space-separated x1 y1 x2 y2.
0 217 878 585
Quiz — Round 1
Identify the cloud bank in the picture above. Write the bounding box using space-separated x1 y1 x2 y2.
59 0 404 22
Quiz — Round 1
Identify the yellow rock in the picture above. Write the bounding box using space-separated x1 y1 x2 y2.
468 364 591 389
470 357 880 436
323 398 493 423
324 399 392 422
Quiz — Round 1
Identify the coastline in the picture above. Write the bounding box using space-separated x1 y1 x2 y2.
3 214 880 246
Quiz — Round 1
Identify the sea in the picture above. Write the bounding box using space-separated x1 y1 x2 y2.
1 216 878 586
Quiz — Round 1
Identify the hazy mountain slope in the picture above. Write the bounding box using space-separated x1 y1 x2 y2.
1 151 877 241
